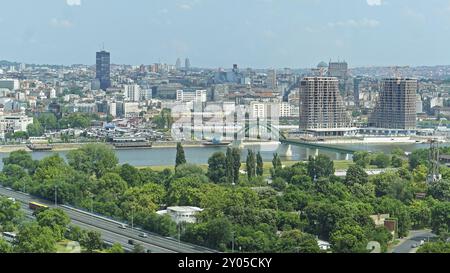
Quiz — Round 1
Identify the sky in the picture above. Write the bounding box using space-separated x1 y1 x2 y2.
1 0 450 68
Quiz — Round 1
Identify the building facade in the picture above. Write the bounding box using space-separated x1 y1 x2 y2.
96 50 111 90
299 77 351 136
369 78 417 130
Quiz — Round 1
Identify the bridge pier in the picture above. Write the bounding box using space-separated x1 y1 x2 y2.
277 144 293 157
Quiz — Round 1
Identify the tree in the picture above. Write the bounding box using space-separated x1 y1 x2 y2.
232 148 241 185
429 180 450 202
330 220 369 253
0 238 13 253
226 148 234 184
371 153 391 168
16 223 57 253
119 164 141 187
272 153 282 170
81 230 103 252
246 150 256 181
27 118 44 137
430 202 450 236
106 243 125 253
2 150 37 174
417 242 450 253
38 113 58 130
256 152 264 177
35 209 70 241
376 197 412 238
132 243 146 253
175 142 186 168
345 165 368 186
391 155 404 168
307 155 334 180
207 152 227 184
67 144 118 178
276 230 321 253
409 200 431 229
0 197 23 231
409 149 429 170
353 151 371 168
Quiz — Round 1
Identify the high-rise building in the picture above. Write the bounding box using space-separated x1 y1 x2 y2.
299 77 351 136
353 76 363 108
96 50 111 90
369 78 417 130
185 58 191 71
176 58 182 70
267 69 277 89
328 61 348 80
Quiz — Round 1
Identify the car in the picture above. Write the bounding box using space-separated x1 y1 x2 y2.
139 232 148 238
411 243 419 248
119 224 127 229
128 239 135 245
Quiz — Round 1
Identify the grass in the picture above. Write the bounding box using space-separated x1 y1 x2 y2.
139 160 367 173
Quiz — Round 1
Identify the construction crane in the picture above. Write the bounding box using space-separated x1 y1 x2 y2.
427 138 442 184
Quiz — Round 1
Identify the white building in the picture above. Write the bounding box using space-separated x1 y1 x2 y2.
108 102 117 117
123 102 140 118
156 206 203 224
279 102 291 118
318 240 331 251
124 84 141 102
176 90 207 103
0 115 33 137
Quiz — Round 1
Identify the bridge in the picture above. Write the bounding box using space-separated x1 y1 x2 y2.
232 123 357 155
280 138 356 154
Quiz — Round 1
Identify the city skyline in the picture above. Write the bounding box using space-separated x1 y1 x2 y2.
1 0 450 68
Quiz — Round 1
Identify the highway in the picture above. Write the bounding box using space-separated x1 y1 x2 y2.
0 186 218 253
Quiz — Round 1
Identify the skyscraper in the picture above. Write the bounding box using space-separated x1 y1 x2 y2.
369 78 417 130
176 58 181 70
185 58 191 71
299 77 350 136
96 50 111 90
328 61 348 80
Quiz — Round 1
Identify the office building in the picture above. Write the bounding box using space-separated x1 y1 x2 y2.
0 79 20 91
328 61 348 80
185 58 191 71
369 78 417 130
96 50 111 90
299 77 352 136
124 84 141 102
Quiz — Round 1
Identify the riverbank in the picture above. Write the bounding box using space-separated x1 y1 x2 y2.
0 141 215 154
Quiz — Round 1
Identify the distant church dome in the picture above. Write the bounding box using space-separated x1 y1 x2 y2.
317 61 328 68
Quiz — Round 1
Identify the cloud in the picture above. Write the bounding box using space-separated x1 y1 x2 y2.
50 18 74 28
328 18 380 28
366 0 383 6
66 0 81 6
178 3 192 10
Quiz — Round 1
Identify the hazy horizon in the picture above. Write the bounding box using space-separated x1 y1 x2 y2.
1 0 449 68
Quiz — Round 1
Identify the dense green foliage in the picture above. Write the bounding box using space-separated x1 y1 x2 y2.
1 146 449 253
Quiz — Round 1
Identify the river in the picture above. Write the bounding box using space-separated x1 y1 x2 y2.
0 142 440 170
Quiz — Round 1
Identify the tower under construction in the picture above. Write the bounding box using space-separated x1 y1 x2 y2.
369 78 417 130
299 77 352 136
